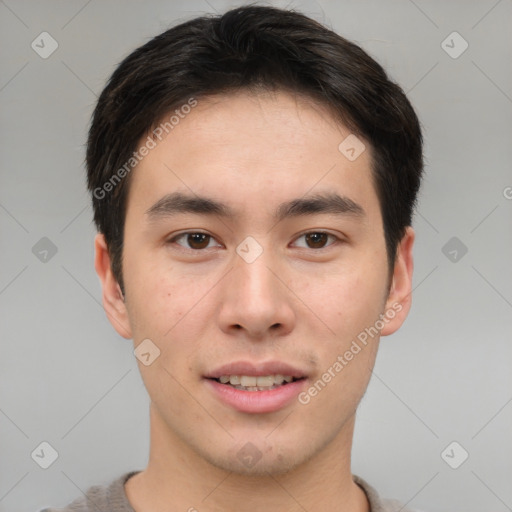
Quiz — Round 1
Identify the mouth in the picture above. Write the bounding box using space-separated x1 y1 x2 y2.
207 374 306 391
203 361 309 413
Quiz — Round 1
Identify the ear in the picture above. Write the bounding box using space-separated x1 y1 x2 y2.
380 226 415 336
94 233 132 339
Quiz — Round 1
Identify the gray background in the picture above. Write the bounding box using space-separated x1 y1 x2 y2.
1 0 511 511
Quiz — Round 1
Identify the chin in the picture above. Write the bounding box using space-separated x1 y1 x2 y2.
200 439 318 477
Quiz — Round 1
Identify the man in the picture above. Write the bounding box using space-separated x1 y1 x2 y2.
41 4 423 511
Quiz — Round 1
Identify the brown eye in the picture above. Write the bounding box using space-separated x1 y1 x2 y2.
293 231 338 250
169 232 219 250
186 233 211 249
305 232 329 248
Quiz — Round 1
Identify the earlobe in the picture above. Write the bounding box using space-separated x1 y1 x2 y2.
380 226 415 337
94 233 132 339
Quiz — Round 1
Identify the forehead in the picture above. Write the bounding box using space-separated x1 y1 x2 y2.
126 90 379 222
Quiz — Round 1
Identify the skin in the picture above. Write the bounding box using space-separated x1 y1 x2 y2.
95 89 414 512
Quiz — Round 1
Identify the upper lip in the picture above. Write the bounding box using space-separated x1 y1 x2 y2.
204 361 309 379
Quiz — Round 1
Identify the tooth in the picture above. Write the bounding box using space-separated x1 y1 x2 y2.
274 374 285 385
256 375 274 387
229 375 241 385
235 385 260 391
221 374 295 387
240 376 257 387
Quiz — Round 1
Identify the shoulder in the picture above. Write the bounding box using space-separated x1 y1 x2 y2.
353 474 425 512
35 471 140 512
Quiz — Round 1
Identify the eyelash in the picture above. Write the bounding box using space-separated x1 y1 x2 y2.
166 231 341 252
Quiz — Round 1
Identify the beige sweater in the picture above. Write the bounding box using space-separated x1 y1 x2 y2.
38 471 416 512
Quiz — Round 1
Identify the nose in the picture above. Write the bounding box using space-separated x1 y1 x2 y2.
217 245 296 339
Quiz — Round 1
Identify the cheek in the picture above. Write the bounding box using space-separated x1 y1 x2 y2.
302 274 383 405
294 265 386 395
300 263 386 335
123 247 186 334
124 261 214 378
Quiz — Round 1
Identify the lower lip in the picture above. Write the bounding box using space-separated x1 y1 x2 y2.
205 378 307 414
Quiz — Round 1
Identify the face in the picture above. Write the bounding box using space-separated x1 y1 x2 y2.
95 90 414 476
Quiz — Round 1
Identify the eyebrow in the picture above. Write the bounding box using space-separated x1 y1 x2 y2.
145 191 365 223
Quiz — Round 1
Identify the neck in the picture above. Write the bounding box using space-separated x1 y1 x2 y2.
125 403 369 512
